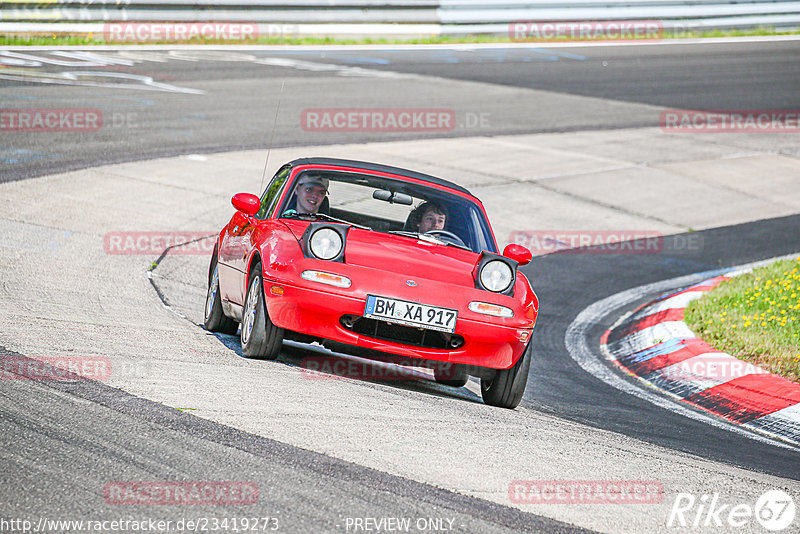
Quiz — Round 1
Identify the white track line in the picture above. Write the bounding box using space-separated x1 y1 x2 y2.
4 35 800 52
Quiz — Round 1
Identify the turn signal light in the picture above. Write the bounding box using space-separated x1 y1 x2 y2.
301 270 352 288
469 301 513 318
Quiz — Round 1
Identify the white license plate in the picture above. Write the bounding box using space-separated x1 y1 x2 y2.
364 295 457 333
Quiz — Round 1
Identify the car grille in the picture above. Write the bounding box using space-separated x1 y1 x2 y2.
340 315 464 350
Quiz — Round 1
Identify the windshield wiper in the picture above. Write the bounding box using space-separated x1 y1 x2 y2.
388 231 472 251
388 231 420 239
281 211 371 231
438 241 472 251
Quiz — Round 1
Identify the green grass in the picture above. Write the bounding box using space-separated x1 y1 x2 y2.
2 26 799 47
684 258 800 383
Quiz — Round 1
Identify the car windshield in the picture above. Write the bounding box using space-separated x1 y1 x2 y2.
277 170 497 254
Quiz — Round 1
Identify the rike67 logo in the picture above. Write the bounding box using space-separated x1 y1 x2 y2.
668 490 795 531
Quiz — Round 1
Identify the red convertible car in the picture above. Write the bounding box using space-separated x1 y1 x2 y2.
204 158 538 408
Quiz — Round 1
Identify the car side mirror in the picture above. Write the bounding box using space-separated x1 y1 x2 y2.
503 243 532 266
231 193 261 216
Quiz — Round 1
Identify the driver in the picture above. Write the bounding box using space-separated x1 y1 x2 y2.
287 174 329 215
410 201 447 233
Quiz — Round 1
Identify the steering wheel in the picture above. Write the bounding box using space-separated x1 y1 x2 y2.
424 229 466 247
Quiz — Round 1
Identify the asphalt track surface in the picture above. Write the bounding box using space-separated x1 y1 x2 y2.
1 40 799 532
526 215 800 477
2 39 799 182
0 346 581 533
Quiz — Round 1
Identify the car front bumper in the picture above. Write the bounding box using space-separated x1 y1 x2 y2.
264 277 533 370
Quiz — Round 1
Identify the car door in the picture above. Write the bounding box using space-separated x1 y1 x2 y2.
217 211 253 307
220 165 293 307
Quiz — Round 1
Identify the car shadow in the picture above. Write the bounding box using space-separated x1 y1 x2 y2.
207 331 483 404
280 341 485 404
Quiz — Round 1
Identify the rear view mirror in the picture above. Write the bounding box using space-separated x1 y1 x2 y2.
231 193 260 216
503 244 532 266
373 190 413 205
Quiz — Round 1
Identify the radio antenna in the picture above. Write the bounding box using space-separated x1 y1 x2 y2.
261 79 285 192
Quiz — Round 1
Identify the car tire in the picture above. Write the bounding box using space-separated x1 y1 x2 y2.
433 363 469 388
241 264 283 360
204 256 239 335
480 342 532 409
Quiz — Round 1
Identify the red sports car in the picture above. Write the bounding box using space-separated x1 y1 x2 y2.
204 158 538 408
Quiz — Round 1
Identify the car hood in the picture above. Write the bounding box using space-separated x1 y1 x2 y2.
344 228 479 285
281 220 479 285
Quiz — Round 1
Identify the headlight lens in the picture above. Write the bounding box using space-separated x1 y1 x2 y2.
480 260 513 292
309 228 343 260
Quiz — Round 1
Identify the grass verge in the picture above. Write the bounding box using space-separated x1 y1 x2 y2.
684 257 800 383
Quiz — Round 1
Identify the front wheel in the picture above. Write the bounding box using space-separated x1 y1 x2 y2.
480 343 532 409
204 257 238 335
241 265 283 360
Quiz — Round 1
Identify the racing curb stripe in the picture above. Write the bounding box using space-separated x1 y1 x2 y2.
618 337 724 377
606 308 687 342
685 373 800 424
602 268 800 446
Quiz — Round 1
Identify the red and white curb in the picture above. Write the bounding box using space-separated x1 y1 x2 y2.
602 266 800 446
